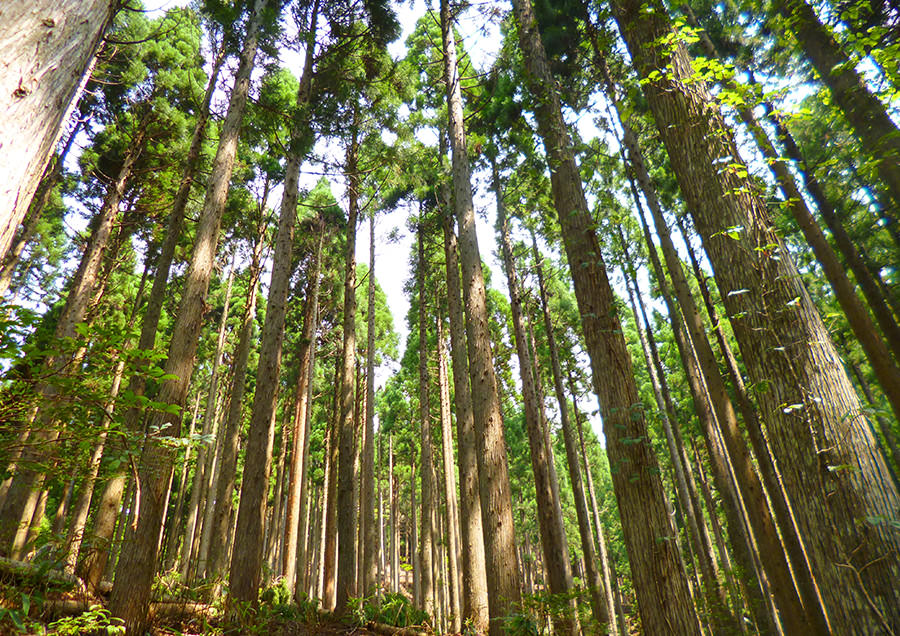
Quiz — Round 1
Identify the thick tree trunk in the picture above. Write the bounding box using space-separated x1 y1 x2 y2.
0 116 84 297
612 0 900 629
617 119 808 632
107 2 265 630
438 4 520 630
674 212 830 632
0 0 116 262
81 43 225 592
509 1 700 632
532 234 614 634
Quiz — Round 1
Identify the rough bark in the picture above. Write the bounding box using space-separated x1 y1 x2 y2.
285 224 324 594
362 213 378 597
439 3 520 630
0 0 117 262
228 2 317 602
494 178 576 635
206 228 265 584
416 223 435 619
617 118 808 632
532 235 614 634
439 193 489 631
107 2 265 630
611 0 900 629
335 124 361 614
182 261 235 580
436 320 461 632
510 1 700 631
81 43 225 591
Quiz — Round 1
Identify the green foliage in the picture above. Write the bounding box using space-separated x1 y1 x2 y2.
346 592 429 629
48 605 125 636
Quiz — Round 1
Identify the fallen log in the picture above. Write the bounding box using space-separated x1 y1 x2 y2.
38 598 218 624
366 620 430 636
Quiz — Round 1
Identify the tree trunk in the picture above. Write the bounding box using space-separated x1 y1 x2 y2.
619 254 736 631
439 191 490 630
108 2 266 630
616 115 808 632
322 350 342 609
285 224 324 595
0 115 147 558
228 4 317 598
436 320 461 632
438 4 520 630
509 1 700 631
362 213 378 597
0 0 116 262
416 222 435 619
494 174 576 635
205 227 265 584
0 115 84 297
532 235 614 634
611 0 900 629
335 121 361 614
81 42 225 592
182 261 235 580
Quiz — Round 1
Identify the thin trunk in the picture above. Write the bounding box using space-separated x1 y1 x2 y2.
494 173 576 635
416 222 435 619
163 391 202 572
63 264 149 574
108 2 266 629
532 234 614 634
616 115 807 632
322 350 342 609
287 227 324 596
362 213 378 597
775 0 900 209
206 228 265 584
182 261 235 580
674 212 830 631
437 320 461 632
